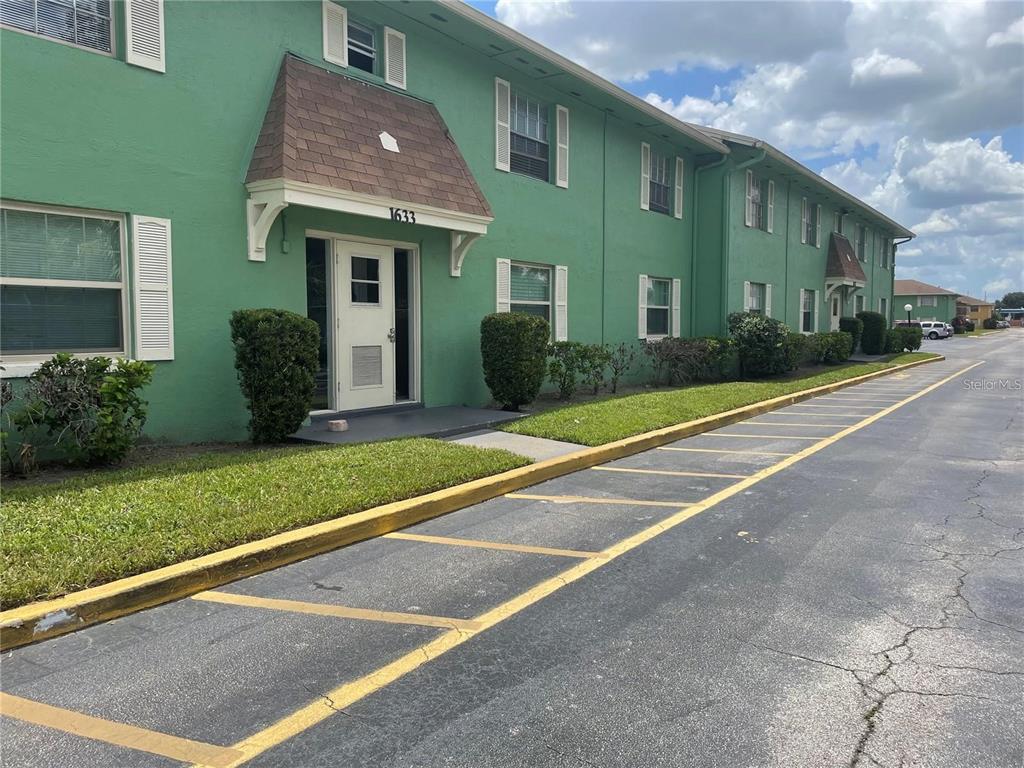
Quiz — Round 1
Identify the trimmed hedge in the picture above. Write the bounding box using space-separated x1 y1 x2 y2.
808 331 854 364
886 326 923 353
783 333 811 371
643 336 737 385
727 312 791 378
230 308 320 443
481 313 549 410
839 316 863 352
856 310 887 355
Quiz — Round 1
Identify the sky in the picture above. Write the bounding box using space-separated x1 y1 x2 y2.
472 0 1024 302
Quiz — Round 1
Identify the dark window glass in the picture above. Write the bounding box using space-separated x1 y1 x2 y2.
351 282 380 304
510 88 549 182
511 303 549 323
305 238 329 410
351 256 379 281
649 152 672 215
347 19 375 74
0 285 121 355
646 307 669 336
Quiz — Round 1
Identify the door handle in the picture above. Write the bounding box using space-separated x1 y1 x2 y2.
387 327 396 343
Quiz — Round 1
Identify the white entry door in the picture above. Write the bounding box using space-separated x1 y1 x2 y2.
334 240 395 410
830 293 841 331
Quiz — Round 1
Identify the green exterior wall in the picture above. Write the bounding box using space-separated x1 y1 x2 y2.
0 0 906 443
893 294 958 323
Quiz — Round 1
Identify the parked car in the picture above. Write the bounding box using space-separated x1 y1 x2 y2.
945 323 954 337
919 321 950 340
894 320 922 329
997 320 1010 328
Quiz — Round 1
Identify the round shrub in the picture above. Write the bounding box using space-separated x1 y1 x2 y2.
782 333 811 371
481 313 549 410
230 308 320 443
838 316 863 352
885 326 922 353
810 331 853 364
982 316 998 330
727 312 791 378
856 310 887 355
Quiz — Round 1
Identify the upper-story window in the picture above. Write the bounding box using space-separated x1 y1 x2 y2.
801 198 820 247
347 19 376 74
1 0 113 54
744 171 774 233
855 224 866 261
879 236 890 268
649 152 672 215
509 89 549 182
833 211 843 234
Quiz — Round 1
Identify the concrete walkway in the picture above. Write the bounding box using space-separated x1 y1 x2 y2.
448 429 581 462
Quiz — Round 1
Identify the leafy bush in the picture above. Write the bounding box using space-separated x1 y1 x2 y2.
10 353 154 466
231 308 320 443
783 333 811 371
839 316 863 352
480 313 550 410
856 311 887 355
885 326 923 353
953 325 966 335
643 336 736 385
808 331 853 364
982 316 999 330
607 342 638 394
580 344 612 395
727 312 791 378
547 341 588 400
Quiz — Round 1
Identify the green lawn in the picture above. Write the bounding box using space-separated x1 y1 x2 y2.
0 439 528 608
503 353 939 446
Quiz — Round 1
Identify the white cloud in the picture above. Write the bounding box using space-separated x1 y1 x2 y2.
986 17 1024 48
494 0 573 28
850 50 923 83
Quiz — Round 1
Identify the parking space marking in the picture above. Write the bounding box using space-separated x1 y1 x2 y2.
591 466 748 479
505 493 694 508
790 403 883 410
658 446 795 457
192 591 481 631
813 396 902 403
206 360 982 768
0 692 242 768
705 433 825 441
741 421 852 428
384 532 606 560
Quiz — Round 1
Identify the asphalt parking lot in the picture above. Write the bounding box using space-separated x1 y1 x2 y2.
2 331 1021 768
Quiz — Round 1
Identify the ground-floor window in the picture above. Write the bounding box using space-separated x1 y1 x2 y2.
879 297 888 318
801 289 816 333
855 294 865 314
747 281 767 315
646 277 672 336
510 262 552 322
0 202 126 359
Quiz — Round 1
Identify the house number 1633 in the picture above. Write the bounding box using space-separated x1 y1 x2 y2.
389 207 416 223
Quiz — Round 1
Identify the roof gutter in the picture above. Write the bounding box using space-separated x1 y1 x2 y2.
438 0 730 156
720 148 767 333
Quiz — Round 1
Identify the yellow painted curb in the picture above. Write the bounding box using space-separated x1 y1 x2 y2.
0 354 944 651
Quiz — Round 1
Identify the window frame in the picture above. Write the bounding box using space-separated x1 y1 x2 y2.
747 281 766 316
803 201 819 246
0 200 129 366
648 151 672 216
801 289 816 334
509 260 553 324
346 16 376 75
0 0 116 57
855 224 866 261
919 295 937 307
508 87 550 183
645 276 672 338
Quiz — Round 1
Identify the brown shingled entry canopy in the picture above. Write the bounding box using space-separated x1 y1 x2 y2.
245 54 493 275
826 232 866 295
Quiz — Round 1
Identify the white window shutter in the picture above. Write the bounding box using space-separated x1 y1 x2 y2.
322 1 348 67
555 105 569 189
800 198 808 244
673 157 684 219
132 215 174 361
554 265 568 340
766 180 775 233
743 280 751 311
125 0 165 73
496 258 511 312
495 78 511 172
640 143 650 210
671 278 681 335
799 289 806 332
744 170 753 227
813 291 820 332
383 27 406 89
765 283 773 318
815 204 822 247
638 274 648 338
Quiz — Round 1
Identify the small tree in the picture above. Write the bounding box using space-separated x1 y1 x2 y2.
480 313 549 410
547 341 587 400
856 310 887 355
607 342 637 394
230 309 320 443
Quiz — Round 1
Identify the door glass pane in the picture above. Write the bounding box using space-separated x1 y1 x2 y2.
0 284 121 354
351 256 379 282
351 282 380 304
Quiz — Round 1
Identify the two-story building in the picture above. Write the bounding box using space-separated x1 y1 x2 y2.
0 0 914 443
893 280 959 323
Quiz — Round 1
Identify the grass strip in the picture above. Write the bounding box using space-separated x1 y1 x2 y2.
0 439 528 608
502 353 940 446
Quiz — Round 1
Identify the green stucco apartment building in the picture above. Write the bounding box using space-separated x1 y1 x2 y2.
0 0 913 442
893 279 960 323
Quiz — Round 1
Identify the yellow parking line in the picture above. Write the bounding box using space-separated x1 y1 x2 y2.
704 433 823 440
196 360 983 768
506 493 693 508
0 692 242 768
592 466 748 479
657 446 794 457
192 591 480 631
384 531 605 560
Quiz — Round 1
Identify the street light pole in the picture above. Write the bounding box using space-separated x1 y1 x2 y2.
904 303 913 323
